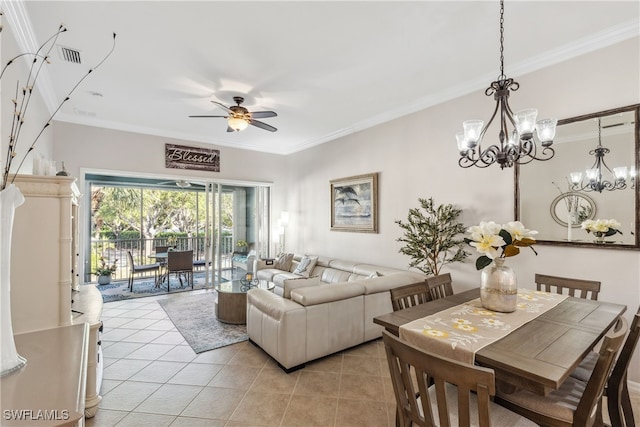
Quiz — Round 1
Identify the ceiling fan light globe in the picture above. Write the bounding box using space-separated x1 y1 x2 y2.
228 116 249 132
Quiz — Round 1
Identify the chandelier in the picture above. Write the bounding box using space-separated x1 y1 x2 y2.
569 118 629 192
457 0 557 169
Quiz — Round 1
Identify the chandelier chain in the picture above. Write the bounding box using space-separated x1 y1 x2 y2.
499 0 505 79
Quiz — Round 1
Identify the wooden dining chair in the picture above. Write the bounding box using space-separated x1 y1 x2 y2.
126 250 160 292
570 308 640 427
167 250 194 291
534 273 601 300
426 273 454 301
382 330 536 427
390 281 431 311
495 316 628 427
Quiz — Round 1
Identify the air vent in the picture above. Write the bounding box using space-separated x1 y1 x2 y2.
58 46 82 64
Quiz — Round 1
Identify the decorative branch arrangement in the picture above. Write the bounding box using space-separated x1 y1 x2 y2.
0 12 116 190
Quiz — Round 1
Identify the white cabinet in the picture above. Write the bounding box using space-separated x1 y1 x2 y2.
10 174 80 334
10 175 103 418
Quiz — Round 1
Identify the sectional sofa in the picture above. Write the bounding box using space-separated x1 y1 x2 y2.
246 254 426 371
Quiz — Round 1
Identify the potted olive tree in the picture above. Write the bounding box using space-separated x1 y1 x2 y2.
395 197 469 276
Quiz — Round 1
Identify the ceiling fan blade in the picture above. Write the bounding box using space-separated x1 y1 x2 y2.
250 111 277 119
189 115 228 118
227 126 235 133
211 100 233 113
249 119 277 132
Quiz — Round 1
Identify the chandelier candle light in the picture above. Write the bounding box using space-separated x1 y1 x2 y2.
569 118 630 192
457 0 557 169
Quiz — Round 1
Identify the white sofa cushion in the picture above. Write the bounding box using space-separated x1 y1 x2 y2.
292 255 318 277
274 253 294 271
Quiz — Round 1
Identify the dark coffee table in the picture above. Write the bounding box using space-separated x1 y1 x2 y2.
214 279 275 324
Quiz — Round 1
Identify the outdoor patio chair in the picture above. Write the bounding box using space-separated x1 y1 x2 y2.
167 250 194 291
127 250 160 292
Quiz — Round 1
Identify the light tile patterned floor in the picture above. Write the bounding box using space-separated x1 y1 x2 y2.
87 290 640 427
86 290 396 427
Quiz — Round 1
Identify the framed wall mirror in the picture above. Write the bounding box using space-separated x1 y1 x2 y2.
515 104 639 249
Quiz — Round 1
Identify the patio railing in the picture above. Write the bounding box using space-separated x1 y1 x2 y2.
89 235 234 283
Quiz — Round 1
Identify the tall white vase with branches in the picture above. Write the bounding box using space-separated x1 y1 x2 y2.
0 14 116 377
0 184 26 376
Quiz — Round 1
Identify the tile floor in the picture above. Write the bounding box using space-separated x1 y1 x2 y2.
88 289 640 427
87 289 396 427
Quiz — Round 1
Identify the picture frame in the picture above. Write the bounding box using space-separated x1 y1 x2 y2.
330 172 378 233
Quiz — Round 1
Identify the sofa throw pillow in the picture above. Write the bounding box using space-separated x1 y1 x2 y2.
293 255 318 278
274 253 294 271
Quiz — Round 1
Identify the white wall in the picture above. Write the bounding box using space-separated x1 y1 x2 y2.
285 37 640 384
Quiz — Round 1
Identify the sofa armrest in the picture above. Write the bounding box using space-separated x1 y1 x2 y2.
290 282 365 306
256 258 276 271
247 288 304 319
246 288 308 369
281 275 321 298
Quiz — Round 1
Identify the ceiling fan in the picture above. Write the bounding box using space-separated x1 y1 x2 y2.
158 179 205 189
189 96 277 132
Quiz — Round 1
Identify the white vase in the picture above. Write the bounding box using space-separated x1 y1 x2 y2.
1 184 27 376
480 258 517 313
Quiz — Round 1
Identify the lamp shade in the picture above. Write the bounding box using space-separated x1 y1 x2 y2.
514 109 538 137
463 120 483 146
536 118 557 144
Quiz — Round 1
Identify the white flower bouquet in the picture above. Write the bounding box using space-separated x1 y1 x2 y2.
465 221 538 270
581 219 622 238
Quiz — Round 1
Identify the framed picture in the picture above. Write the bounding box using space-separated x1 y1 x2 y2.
330 172 378 233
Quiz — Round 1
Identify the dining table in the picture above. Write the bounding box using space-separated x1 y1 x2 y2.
373 287 626 396
148 252 168 287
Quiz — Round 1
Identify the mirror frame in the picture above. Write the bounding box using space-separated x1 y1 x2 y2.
515 104 640 250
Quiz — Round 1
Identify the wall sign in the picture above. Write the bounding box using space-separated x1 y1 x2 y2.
165 143 220 172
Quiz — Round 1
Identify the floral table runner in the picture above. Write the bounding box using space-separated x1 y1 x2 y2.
399 288 568 364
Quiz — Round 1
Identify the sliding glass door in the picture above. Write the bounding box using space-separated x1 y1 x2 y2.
84 173 270 285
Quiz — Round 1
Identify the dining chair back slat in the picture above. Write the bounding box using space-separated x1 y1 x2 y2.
426 273 454 301
534 273 601 300
382 330 535 427
390 281 431 312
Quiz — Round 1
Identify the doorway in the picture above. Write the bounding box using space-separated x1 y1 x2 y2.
84 173 270 286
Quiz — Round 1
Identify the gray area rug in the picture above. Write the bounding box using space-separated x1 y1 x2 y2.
158 292 248 353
